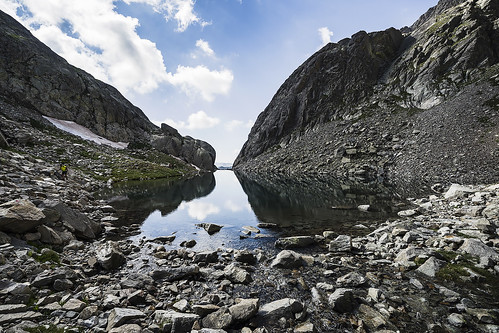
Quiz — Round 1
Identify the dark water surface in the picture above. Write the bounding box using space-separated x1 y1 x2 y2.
101 171 409 250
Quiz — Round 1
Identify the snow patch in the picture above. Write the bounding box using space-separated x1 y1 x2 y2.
43 116 128 149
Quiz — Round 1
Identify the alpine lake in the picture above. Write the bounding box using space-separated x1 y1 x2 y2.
98 170 414 251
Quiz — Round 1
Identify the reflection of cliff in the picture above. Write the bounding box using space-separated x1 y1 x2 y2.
235 171 406 231
99 173 215 225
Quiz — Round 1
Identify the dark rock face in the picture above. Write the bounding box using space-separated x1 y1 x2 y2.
234 0 499 186
0 10 216 171
152 124 216 171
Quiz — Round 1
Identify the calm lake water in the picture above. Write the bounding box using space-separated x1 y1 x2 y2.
101 171 408 251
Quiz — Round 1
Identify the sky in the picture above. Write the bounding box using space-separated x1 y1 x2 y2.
0 0 438 164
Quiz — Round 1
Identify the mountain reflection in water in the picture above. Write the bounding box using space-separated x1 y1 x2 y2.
100 171 409 250
234 171 406 235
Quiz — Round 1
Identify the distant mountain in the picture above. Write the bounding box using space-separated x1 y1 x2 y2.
0 10 216 171
234 0 499 188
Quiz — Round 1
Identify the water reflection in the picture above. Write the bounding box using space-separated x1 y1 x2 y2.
235 171 407 235
100 172 216 227
100 171 410 250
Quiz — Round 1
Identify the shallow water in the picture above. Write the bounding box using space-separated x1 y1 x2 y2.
101 170 409 251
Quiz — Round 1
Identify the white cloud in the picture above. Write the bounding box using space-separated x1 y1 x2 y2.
179 201 220 221
3 0 168 94
318 26 334 45
124 0 209 32
168 65 233 101
2 0 232 101
225 119 253 131
161 111 220 130
225 200 242 212
196 39 215 57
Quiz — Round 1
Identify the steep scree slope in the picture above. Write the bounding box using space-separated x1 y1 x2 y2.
234 0 499 188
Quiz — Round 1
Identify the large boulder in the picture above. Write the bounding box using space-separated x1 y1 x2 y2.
0 199 45 233
49 202 101 239
154 310 200 332
256 298 303 323
96 241 126 271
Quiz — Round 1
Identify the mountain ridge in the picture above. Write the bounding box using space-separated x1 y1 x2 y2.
234 0 499 189
0 10 216 171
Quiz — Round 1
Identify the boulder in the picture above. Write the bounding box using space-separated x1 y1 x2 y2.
106 308 146 331
224 263 252 284
37 225 63 245
197 223 223 235
151 265 200 282
270 250 304 269
202 307 233 329
0 199 45 233
96 241 126 271
229 298 259 323
336 272 367 287
193 250 219 264
394 247 428 267
329 235 351 252
416 256 447 277
257 298 303 322
444 184 475 200
154 310 200 332
458 239 499 263
328 288 356 313
234 250 257 265
482 204 499 219
275 236 315 249
50 202 101 239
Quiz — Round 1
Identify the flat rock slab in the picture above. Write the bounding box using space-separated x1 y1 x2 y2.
0 311 43 325
107 307 146 331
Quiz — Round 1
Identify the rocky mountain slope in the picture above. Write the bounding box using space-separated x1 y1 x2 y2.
0 10 216 171
234 0 499 189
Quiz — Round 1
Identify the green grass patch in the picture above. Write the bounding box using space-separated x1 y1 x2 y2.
28 249 60 265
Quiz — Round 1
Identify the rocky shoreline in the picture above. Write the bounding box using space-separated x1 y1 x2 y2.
1 145 499 332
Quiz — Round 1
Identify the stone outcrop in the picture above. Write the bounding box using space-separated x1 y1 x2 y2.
0 10 216 171
234 0 499 187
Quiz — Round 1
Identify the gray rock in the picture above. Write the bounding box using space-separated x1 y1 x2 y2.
37 225 63 245
257 298 303 322
394 247 427 267
336 272 366 287
397 209 418 217
328 288 356 313
275 236 315 249
62 299 86 312
0 199 45 233
192 304 220 317
357 304 388 330
0 304 27 314
50 202 101 239
197 223 223 235
154 310 200 332
151 235 176 243
458 239 499 263
328 235 351 252
108 324 142 333
416 256 447 277
482 204 499 219
229 298 259 323
106 307 146 331
96 241 126 270
0 281 31 295
294 322 315 333
202 307 233 329
173 299 189 312
368 288 382 303
444 184 475 200
270 250 304 268
78 305 99 320
234 250 257 265
224 263 252 284
31 270 66 288
0 311 43 325
448 313 466 327
151 265 200 282
194 250 219 264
